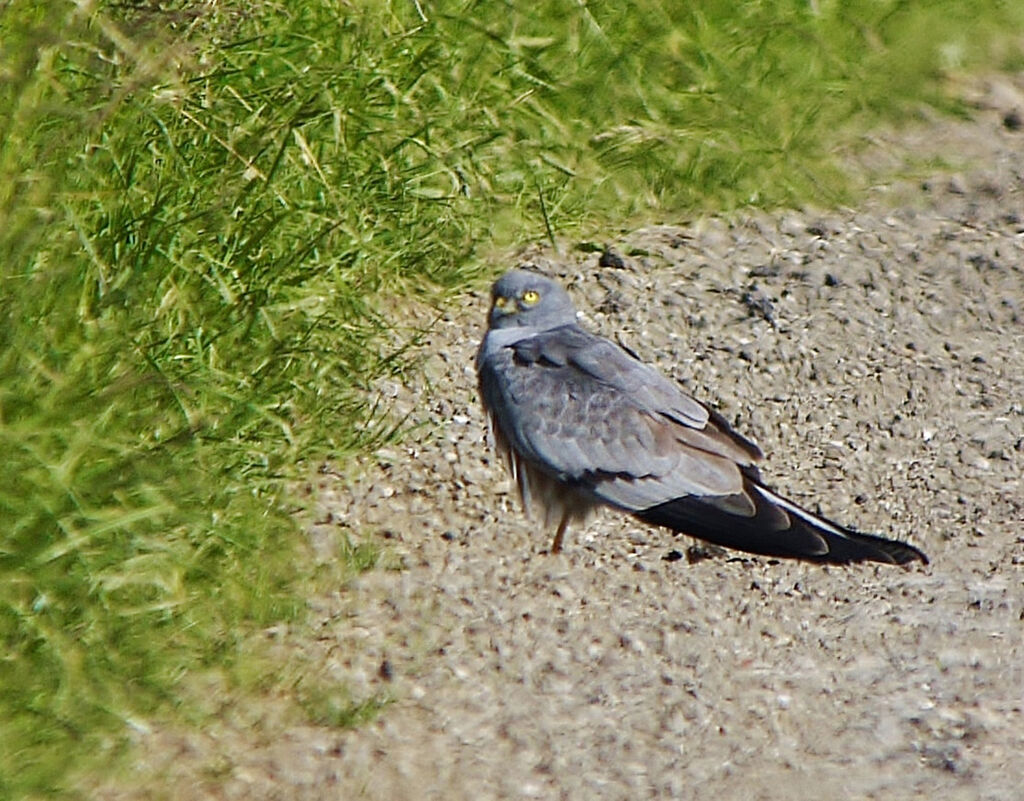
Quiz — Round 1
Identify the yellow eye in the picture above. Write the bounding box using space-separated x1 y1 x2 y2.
522 290 541 305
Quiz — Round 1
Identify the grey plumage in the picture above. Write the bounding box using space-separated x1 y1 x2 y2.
476 269 928 566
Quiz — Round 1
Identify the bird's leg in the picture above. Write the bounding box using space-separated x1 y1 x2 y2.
550 517 569 554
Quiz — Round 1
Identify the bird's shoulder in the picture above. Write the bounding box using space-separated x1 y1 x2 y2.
505 324 710 427
480 321 763 465
505 324 599 366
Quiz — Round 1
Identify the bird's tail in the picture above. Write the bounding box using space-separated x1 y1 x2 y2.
637 478 928 566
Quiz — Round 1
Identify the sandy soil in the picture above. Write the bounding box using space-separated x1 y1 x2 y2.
91 76 1023 800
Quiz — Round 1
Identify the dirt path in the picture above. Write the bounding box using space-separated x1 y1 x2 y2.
93 77 1023 800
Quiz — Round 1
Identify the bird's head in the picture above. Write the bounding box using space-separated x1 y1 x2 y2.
487 269 578 330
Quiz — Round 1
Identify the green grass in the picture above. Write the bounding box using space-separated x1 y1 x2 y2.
1 0 1022 796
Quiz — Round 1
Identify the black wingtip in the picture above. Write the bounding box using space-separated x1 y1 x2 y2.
827 531 929 567
636 486 930 567
871 535 929 567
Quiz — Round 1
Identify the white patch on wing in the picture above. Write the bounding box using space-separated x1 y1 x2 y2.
753 484 848 539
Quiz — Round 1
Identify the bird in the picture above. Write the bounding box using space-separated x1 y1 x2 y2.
475 269 928 566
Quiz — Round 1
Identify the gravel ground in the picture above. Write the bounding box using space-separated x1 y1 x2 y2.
92 77 1023 800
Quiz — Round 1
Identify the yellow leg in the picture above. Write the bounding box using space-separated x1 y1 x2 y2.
550 518 568 554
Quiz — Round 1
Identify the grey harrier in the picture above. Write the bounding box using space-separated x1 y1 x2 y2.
476 269 927 565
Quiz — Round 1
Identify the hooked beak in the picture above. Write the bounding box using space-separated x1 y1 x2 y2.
491 295 515 315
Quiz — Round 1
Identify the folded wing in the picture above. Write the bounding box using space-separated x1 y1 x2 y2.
478 324 926 565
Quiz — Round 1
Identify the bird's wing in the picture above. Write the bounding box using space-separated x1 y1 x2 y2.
637 480 928 564
478 324 927 565
478 325 762 508
510 325 711 429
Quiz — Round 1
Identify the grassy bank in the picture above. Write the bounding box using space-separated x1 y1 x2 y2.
2 0 1021 795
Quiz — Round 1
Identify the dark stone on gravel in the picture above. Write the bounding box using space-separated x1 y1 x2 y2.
599 247 628 269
